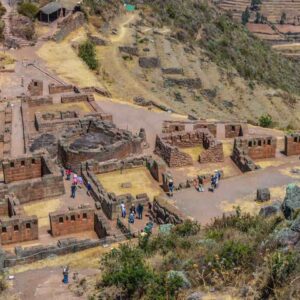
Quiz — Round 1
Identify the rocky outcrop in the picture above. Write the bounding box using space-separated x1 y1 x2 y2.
139 57 160 68
274 228 300 247
281 184 300 219
259 202 281 217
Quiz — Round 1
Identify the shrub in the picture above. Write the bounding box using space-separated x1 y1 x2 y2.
17 2 39 19
259 114 273 128
173 220 200 237
78 40 99 70
0 3 6 17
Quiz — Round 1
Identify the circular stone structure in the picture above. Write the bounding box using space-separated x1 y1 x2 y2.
59 119 144 171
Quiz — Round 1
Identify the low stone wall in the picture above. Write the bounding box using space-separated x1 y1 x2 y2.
152 196 187 225
94 213 113 238
28 80 43 97
224 123 248 138
284 132 300 156
23 96 53 107
61 93 90 103
49 84 73 94
53 12 85 42
3 106 12 158
164 77 202 89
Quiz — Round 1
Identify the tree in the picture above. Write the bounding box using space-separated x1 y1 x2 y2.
280 12 287 25
78 40 99 70
255 12 261 23
17 2 39 19
259 114 273 128
241 7 250 25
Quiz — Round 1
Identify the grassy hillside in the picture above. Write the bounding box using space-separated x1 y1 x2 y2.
137 0 300 95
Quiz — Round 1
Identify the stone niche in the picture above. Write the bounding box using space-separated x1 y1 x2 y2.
59 119 145 172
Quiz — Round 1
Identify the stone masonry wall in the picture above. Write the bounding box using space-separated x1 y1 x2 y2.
3 156 42 184
49 84 74 94
225 123 243 138
0 215 38 245
28 80 43 97
284 133 300 156
49 206 94 237
152 196 187 225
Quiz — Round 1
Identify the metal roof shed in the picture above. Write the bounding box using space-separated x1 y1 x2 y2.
38 2 65 23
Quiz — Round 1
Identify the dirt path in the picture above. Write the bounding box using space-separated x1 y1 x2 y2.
172 159 300 224
11 101 25 157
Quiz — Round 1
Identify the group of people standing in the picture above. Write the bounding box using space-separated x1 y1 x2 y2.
210 170 222 192
61 167 92 199
120 202 144 224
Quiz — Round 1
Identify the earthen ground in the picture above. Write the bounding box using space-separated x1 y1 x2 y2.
97 166 162 200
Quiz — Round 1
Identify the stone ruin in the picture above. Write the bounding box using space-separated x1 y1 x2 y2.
82 157 151 220
155 126 224 168
232 135 277 172
28 79 43 97
284 132 300 156
59 119 147 172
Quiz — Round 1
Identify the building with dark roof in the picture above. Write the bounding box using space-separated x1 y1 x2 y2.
38 2 65 23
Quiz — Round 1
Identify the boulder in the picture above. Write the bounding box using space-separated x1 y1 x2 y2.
256 188 271 202
274 228 300 247
281 184 300 219
259 202 281 217
291 215 300 232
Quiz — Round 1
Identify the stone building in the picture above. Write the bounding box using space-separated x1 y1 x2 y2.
284 132 300 156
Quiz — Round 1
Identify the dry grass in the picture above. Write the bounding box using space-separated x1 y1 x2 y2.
279 166 300 180
23 198 61 228
37 28 103 88
97 167 161 200
0 53 15 70
256 159 286 169
222 141 234 158
181 146 204 162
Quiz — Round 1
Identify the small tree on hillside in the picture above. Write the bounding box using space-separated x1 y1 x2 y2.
259 114 273 128
280 12 287 25
78 40 99 70
242 7 250 25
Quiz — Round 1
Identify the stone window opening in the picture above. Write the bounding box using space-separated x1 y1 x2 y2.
32 159 36 164
83 213 87 219
21 160 25 166
26 223 31 229
175 126 179 131
14 225 19 231
294 137 298 143
267 140 271 145
59 217 64 223
2 227 7 233
258 140 262 146
78 214 80 218
34 81 38 87
71 215 76 221
231 125 236 131
10 162 14 168
248 141 252 147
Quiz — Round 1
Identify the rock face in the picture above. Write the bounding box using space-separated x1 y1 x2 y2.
259 202 281 217
257 188 271 202
282 184 300 219
139 57 160 68
291 216 300 232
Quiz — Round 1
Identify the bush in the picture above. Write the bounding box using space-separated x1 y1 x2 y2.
259 114 273 128
78 40 99 70
0 3 6 17
172 220 200 237
17 2 39 19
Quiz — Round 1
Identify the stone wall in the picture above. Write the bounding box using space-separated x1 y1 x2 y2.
284 132 300 156
49 206 94 237
1 154 65 203
151 196 187 224
3 106 12 158
147 158 167 183
232 135 276 172
0 215 38 245
0 199 8 217
59 119 144 172
61 93 91 103
53 12 85 42
23 96 53 107
225 123 245 138
155 128 224 167
82 165 150 220
48 84 74 94
28 80 43 97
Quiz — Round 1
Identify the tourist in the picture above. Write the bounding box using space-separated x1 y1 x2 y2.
168 179 174 197
60 167 64 178
129 212 135 224
87 181 92 196
73 173 78 185
78 176 83 188
137 203 144 219
130 204 136 215
121 202 126 218
210 175 216 192
66 169 71 181
71 183 77 198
